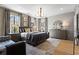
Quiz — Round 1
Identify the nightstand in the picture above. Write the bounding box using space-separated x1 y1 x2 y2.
8 33 21 42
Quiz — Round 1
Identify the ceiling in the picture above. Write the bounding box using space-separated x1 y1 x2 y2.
0 4 77 17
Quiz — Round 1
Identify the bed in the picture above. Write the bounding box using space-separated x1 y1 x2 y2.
21 32 49 46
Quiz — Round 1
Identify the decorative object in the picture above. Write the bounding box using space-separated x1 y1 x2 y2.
53 20 63 29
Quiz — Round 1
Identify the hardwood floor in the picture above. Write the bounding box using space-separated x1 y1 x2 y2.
53 40 73 55
37 38 79 55
37 38 60 54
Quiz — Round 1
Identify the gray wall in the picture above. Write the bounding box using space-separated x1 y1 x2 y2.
48 12 75 40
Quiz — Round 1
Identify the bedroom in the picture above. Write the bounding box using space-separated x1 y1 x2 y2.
0 4 78 55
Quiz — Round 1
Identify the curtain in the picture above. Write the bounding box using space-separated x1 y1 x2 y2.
0 7 5 36
5 9 10 35
45 17 48 32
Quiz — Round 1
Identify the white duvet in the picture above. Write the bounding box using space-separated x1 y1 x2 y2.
21 32 28 38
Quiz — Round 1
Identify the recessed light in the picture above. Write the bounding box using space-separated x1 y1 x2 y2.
60 8 64 10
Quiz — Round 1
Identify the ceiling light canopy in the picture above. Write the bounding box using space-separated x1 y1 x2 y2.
60 8 64 10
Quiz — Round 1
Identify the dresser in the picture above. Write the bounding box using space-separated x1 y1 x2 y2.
49 29 67 40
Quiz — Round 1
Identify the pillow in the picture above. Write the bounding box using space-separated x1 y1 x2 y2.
25 28 30 32
19 28 25 32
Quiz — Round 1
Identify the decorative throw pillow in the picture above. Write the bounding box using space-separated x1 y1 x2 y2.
25 28 30 32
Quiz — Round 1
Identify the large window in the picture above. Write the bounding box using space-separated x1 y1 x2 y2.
30 17 48 32
10 12 20 33
30 18 38 32
22 15 28 27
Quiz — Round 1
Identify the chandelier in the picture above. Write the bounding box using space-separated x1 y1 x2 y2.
37 7 44 18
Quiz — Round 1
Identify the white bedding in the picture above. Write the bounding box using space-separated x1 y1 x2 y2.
21 32 28 38
21 32 46 38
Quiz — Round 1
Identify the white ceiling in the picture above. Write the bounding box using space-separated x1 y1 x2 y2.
0 4 77 17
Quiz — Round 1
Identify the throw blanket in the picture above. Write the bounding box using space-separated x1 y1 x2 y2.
0 40 15 55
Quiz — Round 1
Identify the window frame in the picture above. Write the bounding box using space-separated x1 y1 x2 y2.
9 11 21 33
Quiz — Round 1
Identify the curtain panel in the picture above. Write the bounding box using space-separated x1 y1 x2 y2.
5 9 10 35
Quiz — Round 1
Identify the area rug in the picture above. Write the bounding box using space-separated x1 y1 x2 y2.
26 44 49 55
37 38 61 54
26 38 61 55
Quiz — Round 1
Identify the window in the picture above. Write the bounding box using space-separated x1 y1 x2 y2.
30 18 38 32
22 15 28 27
10 12 20 33
40 18 46 32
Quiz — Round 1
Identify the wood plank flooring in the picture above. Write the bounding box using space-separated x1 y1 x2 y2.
37 38 79 55
53 40 73 55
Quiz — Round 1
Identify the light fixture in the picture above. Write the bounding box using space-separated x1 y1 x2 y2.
60 8 64 10
62 21 69 27
37 7 44 18
62 20 69 29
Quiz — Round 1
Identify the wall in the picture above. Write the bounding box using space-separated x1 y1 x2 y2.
48 12 75 40
0 7 5 36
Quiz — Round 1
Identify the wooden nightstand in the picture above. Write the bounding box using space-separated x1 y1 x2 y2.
8 33 21 42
